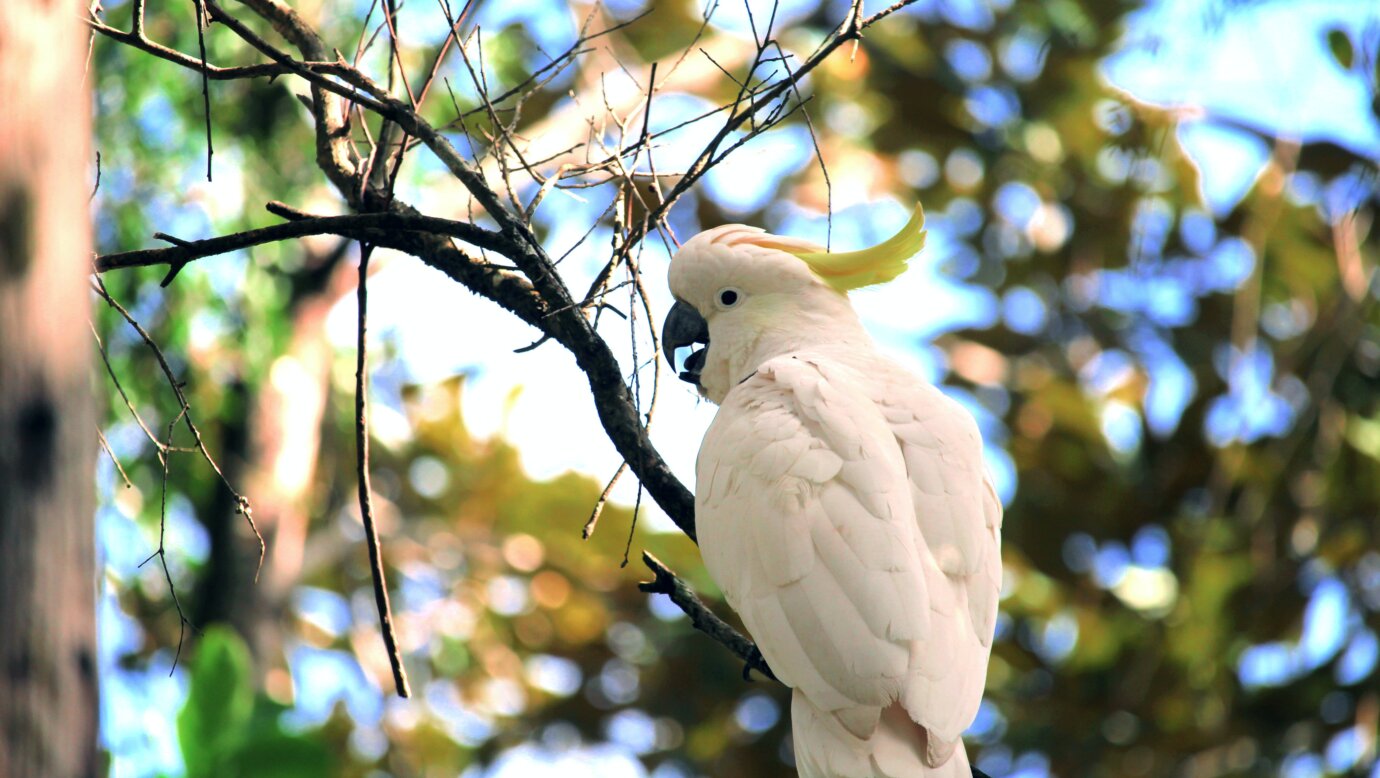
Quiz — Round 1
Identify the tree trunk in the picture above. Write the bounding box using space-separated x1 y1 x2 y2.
0 0 99 775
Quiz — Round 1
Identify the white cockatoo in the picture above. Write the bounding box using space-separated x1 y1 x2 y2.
662 206 1002 778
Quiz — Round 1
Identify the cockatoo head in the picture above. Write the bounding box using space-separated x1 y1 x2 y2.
663 206 925 403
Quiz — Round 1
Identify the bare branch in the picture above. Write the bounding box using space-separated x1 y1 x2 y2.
639 553 776 682
224 0 364 194
415 0 475 110
768 40 831 248
96 425 134 490
354 244 412 698
584 462 627 539
436 8 651 131
91 278 264 576
94 209 513 277
190 0 213 180
607 0 919 264
90 320 167 464
86 18 289 80
138 408 197 675
202 1 391 117
380 0 417 106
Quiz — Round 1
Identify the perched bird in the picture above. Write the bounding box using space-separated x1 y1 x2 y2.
662 206 1002 778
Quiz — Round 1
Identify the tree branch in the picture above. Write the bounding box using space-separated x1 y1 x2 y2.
93 210 512 278
91 278 263 575
228 0 363 195
91 0 925 695
86 18 289 79
353 244 411 698
639 552 776 682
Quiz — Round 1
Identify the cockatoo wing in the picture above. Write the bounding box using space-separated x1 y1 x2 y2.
695 354 936 723
695 352 1003 772
870 372 1003 748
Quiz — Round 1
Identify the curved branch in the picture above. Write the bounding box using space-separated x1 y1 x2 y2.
94 211 512 276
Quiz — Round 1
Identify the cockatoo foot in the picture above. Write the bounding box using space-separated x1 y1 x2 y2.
743 646 774 682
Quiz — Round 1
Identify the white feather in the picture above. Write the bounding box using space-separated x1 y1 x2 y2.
696 352 1002 777
672 219 1003 777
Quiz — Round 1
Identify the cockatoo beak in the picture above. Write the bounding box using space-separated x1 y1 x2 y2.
662 300 709 386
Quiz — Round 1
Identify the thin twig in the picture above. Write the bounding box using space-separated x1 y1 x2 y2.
769 40 831 248
191 0 214 180
83 0 103 85
380 0 418 106
584 462 627 539
96 425 134 489
354 244 412 698
661 0 718 83
137 408 196 675
90 320 165 464
352 0 382 69
92 278 264 576
435 10 650 130
621 332 644 568
417 0 476 111
620 202 645 567
622 485 642 568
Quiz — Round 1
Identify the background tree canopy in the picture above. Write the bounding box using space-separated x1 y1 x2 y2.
88 0 1380 776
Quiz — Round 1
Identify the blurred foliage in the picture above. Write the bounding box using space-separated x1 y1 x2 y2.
178 627 332 777
90 0 1380 777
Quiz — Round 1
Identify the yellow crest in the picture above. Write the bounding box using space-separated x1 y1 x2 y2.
788 204 926 292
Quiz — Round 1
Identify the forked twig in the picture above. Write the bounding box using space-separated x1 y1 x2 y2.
137 408 198 675
92 278 263 576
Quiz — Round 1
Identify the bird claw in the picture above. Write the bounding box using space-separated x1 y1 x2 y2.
743 646 772 682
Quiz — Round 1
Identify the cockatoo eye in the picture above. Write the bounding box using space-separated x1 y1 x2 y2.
717 288 741 308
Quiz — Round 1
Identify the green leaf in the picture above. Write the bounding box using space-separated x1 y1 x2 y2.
177 626 255 777
1326 28 1354 70
231 731 331 778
